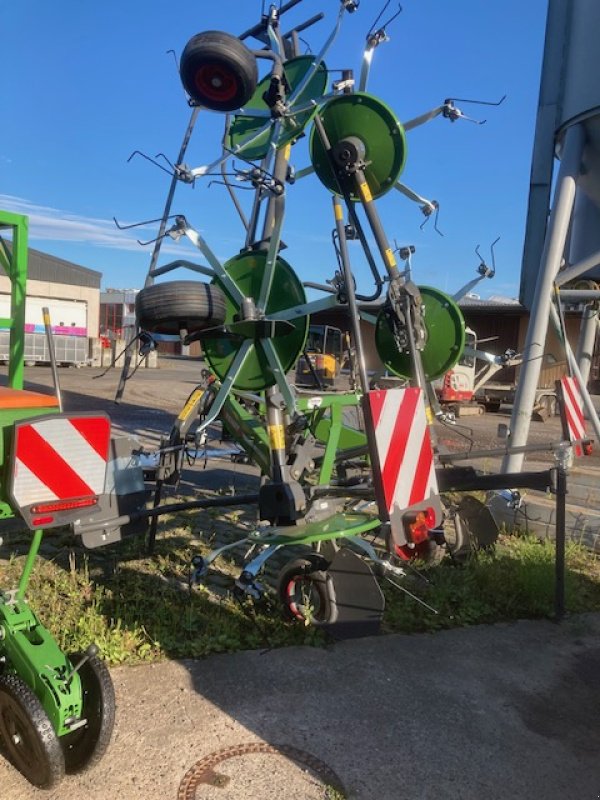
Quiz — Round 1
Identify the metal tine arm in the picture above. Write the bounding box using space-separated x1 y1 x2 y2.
241 544 283 579
193 340 254 437
453 238 500 300
403 95 505 132
181 107 287 182
266 293 342 322
453 270 493 303
180 118 276 180
359 46 376 93
359 2 403 92
394 181 437 215
403 105 446 132
174 216 245 305
194 536 254 576
281 92 337 118
286 2 349 107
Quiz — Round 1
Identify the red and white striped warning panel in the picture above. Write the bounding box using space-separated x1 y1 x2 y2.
10 414 111 528
559 376 589 457
368 388 441 534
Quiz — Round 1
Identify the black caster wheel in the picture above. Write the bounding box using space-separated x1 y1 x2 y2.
277 555 332 625
0 673 65 789
180 30 258 112
60 653 115 774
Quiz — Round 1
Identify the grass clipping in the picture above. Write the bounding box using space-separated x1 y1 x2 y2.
1 514 600 666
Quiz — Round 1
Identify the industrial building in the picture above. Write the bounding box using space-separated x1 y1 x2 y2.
0 244 101 365
99 288 138 340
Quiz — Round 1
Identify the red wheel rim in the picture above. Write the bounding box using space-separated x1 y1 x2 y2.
194 63 239 103
285 578 307 621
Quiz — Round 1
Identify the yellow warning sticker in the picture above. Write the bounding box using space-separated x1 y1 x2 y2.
385 248 397 268
359 181 373 204
268 424 286 450
177 389 204 422
425 405 434 425
283 143 292 161
334 202 344 221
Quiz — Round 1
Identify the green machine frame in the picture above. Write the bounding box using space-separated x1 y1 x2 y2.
0 212 113 791
0 210 27 392
0 211 83 734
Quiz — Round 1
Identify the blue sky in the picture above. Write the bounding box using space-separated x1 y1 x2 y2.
2 1 547 299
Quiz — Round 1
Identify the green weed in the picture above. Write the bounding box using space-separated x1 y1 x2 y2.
1 523 599 667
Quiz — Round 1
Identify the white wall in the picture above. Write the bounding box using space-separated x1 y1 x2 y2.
0 276 100 337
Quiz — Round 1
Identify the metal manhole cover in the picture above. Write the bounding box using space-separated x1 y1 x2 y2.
177 743 347 799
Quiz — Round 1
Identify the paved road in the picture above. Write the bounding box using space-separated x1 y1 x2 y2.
2 613 600 799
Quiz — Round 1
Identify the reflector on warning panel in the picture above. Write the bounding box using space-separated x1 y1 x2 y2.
558 376 591 458
10 414 111 530
367 388 442 546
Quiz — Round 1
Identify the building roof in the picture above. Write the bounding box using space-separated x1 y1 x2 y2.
457 296 525 313
0 244 101 289
100 289 139 304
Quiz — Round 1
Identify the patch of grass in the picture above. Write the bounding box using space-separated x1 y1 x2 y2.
1 521 599 667
382 534 600 634
0 518 326 666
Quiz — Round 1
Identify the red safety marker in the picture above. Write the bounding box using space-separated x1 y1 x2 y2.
368 388 441 540
559 376 588 457
11 415 111 526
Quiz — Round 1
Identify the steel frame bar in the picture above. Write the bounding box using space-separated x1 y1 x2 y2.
502 123 585 473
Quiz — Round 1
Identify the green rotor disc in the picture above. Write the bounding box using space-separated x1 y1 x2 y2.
309 92 407 201
375 286 466 381
228 56 328 162
204 251 308 391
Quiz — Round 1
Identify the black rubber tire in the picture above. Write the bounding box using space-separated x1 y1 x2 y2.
60 654 115 774
0 673 65 789
180 31 258 112
135 281 226 336
277 555 332 625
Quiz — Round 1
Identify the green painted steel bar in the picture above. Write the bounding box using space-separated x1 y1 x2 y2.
247 512 380 546
0 211 28 389
220 394 271 475
17 529 44 600
319 399 345 484
0 599 83 735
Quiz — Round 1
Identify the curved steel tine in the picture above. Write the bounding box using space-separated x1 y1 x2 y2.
127 150 174 176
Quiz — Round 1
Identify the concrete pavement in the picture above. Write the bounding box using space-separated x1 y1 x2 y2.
3 613 600 799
